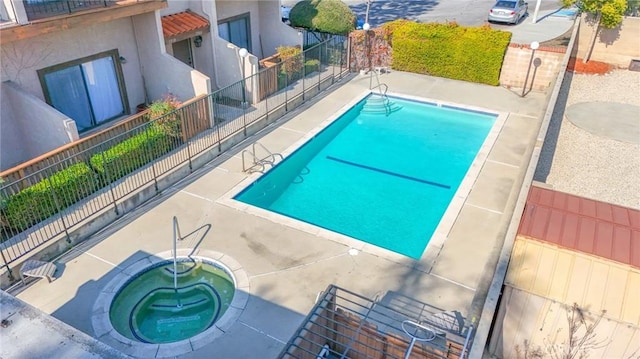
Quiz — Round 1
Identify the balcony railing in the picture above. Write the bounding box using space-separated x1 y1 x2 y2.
23 0 146 21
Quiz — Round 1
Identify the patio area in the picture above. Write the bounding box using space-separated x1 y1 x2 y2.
8 70 550 358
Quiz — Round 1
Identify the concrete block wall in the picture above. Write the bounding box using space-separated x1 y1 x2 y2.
499 44 566 92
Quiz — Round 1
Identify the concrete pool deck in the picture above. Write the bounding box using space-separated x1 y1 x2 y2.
9 71 550 358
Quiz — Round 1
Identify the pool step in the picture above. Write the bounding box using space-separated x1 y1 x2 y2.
361 95 402 115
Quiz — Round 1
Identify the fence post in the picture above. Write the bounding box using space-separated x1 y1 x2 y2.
242 96 247 137
302 51 306 101
45 175 71 243
0 248 14 281
284 63 289 112
317 43 322 90
332 38 336 83
145 126 159 193
214 96 222 152
184 106 194 172
101 144 119 216
263 72 270 122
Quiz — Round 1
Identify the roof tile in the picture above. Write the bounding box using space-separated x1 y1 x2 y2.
161 11 210 39
518 185 640 269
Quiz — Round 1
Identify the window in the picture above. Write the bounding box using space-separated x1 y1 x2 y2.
218 13 251 51
38 50 128 133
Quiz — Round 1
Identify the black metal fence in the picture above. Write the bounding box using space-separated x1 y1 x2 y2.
24 0 113 20
0 37 349 278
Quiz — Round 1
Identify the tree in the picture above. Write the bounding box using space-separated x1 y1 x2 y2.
563 0 627 62
289 0 356 38
515 303 608 359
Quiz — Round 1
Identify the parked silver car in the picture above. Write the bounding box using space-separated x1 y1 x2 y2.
488 0 528 24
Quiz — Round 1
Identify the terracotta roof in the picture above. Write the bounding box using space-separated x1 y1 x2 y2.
518 185 640 268
161 11 209 39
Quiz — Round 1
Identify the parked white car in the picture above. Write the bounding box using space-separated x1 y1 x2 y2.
488 0 528 24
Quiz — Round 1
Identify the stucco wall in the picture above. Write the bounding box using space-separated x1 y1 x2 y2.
131 11 210 103
258 1 302 57
0 17 145 114
166 1 217 88
0 82 76 171
499 45 566 92
216 1 261 56
576 16 640 68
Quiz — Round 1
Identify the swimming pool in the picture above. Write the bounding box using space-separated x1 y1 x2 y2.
233 94 499 259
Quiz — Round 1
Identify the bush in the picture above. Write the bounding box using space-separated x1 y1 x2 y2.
290 0 356 35
383 20 511 85
146 95 182 137
90 123 174 183
1 163 99 229
304 59 321 74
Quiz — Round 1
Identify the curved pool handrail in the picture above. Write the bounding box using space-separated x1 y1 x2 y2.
401 320 437 359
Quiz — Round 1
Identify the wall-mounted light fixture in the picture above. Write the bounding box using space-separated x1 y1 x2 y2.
194 35 203 48
119 56 127 64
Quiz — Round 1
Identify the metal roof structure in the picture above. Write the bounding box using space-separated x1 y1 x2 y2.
518 185 640 268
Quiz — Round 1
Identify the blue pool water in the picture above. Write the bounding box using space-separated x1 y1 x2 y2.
235 95 497 259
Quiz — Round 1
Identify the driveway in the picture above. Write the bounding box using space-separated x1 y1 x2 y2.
282 0 571 43
283 0 563 25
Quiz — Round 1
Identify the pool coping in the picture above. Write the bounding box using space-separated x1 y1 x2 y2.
90 249 249 358
216 91 508 269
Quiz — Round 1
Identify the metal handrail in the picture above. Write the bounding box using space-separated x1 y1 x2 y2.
172 216 182 297
368 70 393 116
253 142 284 163
241 149 268 173
402 320 437 359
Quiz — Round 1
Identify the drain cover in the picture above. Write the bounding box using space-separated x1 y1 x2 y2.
629 59 640 72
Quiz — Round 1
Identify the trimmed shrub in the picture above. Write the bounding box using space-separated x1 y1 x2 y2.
383 20 511 85
90 123 174 183
304 59 321 74
1 163 99 229
290 0 356 35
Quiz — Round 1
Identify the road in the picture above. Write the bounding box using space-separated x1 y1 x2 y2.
282 0 564 28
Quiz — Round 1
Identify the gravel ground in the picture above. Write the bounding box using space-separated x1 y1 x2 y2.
535 69 640 209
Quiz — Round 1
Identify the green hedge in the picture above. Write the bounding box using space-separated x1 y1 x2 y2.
1 163 99 229
304 59 321 74
0 123 178 232
90 123 175 183
384 20 511 85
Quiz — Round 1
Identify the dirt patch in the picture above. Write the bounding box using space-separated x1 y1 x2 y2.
567 57 614 75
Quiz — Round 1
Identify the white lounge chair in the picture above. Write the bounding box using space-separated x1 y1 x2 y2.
19 259 56 285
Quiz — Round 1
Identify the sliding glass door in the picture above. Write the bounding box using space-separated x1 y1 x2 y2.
218 13 250 51
39 50 127 133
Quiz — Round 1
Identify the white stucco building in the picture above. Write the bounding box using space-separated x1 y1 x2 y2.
0 0 299 171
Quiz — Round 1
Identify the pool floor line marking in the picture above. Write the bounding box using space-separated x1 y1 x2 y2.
429 273 476 292
180 190 215 203
465 202 504 214
85 251 122 269
325 156 451 189
239 321 287 344
249 253 348 279
486 159 519 168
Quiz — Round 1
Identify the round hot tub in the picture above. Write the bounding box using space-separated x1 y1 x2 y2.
109 259 234 344
92 250 249 357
